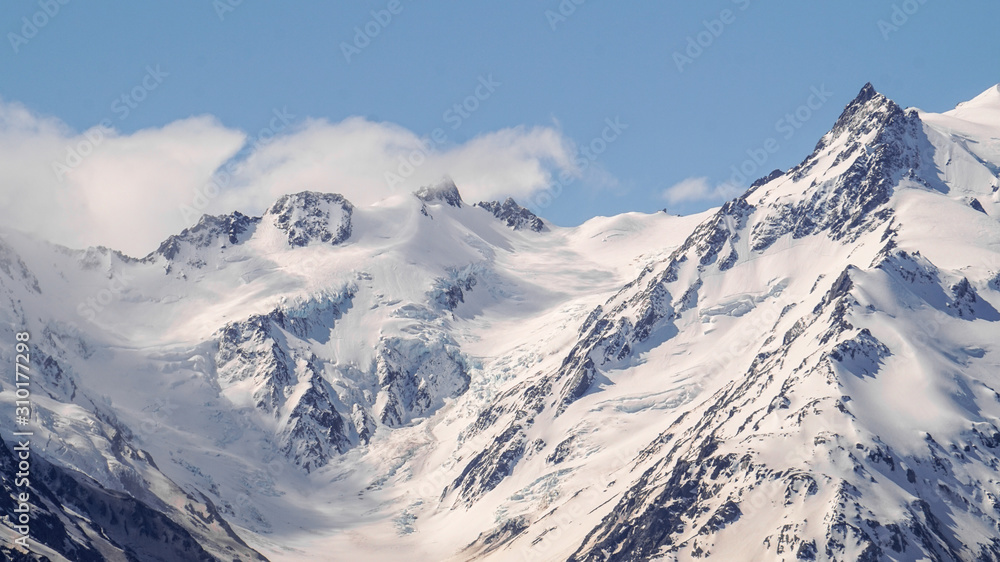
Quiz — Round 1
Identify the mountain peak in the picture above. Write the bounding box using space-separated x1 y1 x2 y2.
150 191 354 267
263 191 352 216
952 83 1000 109
785 82 914 183
264 191 354 247
415 177 463 208
150 211 260 262
825 82 899 140
746 82 923 252
476 197 546 232
944 83 1000 125
857 81 878 101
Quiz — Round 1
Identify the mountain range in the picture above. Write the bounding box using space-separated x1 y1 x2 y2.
2 82 1000 561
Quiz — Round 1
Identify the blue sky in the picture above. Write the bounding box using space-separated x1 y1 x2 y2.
1 1 998 254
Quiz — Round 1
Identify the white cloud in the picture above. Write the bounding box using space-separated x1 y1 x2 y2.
212 117 579 216
0 99 246 256
660 176 743 207
0 100 586 257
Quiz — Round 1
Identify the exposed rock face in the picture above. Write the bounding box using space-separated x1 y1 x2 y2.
750 84 926 252
0 237 41 293
415 178 464 208
265 191 353 247
430 271 477 310
373 336 470 427
476 198 545 232
214 288 469 471
567 263 998 561
149 191 353 275
0 434 266 562
153 211 260 262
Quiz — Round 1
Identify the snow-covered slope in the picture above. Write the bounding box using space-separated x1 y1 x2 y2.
2 83 1000 561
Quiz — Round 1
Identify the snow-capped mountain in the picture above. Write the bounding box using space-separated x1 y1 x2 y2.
2 83 999 561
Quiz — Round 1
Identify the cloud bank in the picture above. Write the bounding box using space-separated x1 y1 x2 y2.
0 99 582 257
